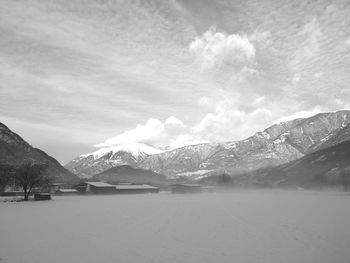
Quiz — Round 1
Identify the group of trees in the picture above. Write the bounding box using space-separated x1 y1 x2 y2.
0 160 51 201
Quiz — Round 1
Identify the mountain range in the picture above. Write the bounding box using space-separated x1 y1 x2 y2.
65 142 163 177
66 110 350 183
2 110 350 188
0 122 78 184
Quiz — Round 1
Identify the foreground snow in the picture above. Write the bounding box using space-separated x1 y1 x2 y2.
0 190 350 263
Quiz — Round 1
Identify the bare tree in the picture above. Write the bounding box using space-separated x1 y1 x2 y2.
0 164 15 192
14 160 50 201
217 173 234 186
340 171 349 192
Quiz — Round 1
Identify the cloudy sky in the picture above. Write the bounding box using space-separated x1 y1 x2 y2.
1 0 350 164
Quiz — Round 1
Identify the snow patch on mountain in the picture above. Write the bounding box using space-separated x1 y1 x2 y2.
80 143 163 160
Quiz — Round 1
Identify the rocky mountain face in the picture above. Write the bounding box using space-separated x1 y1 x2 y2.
92 165 168 186
65 143 163 178
139 110 350 177
0 122 78 184
65 110 350 179
240 139 350 188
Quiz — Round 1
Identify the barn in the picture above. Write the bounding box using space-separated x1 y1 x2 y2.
114 183 159 194
171 184 202 194
73 182 117 194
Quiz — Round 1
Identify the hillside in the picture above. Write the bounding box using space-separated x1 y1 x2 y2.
92 165 168 186
235 140 350 188
0 122 79 184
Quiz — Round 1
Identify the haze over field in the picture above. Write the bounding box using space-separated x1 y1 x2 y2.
1 191 350 263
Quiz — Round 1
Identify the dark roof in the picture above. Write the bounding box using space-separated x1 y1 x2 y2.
85 182 115 187
115 184 158 190
56 189 79 193
171 184 202 187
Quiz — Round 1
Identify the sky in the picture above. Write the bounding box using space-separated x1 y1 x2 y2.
1 0 350 164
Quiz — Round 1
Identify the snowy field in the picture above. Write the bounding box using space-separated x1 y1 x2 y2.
1 190 350 263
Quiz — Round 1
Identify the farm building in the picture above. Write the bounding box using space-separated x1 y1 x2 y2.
114 183 159 194
171 184 202 194
73 182 117 194
47 183 67 194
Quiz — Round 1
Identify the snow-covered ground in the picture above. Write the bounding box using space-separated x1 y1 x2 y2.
0 190 350 263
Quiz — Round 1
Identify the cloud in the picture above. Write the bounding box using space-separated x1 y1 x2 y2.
95 116 190 148
276 106 323 123
95 118 166 147
95 96 276 149
292 73 301 84
189 27 256 72
192 98 273 141
289 18 323 70
198 97 210 105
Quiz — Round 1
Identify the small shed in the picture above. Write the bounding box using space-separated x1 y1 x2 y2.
171 184 202 194
114 183 159 194
73 182 116 194
34 193 51 201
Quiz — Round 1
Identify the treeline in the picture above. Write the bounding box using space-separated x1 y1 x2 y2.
0 160 52 201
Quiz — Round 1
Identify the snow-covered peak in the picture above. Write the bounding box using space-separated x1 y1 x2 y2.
80 142 163 160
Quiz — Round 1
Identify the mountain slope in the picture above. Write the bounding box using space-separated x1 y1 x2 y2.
0 122 78 183
140 110 350 177
309 123 350 152
65 143 163 177
92 165 168 186
245 140 350 188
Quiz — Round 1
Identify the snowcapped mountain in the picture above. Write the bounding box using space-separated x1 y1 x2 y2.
139 110 350 177
65 143 163 178
66 110 350 179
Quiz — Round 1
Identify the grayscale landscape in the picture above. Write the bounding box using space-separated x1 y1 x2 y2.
1 0 350 262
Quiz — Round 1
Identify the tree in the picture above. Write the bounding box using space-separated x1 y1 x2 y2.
340 171 350 192
217 173 234 186
0 164 15 192
14 160 50 201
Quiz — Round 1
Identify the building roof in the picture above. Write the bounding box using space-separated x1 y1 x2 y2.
171 184 202 187
49 183 66 186
86 182 115 187
56 189 79 193
115 184 158 190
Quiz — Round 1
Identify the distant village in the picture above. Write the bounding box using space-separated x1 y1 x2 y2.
1 180 217 201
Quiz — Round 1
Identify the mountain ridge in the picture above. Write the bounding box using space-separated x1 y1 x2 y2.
65 110 350 179
0 122 79 184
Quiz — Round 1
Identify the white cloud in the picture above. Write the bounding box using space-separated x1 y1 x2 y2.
95 116 191 148
189 27 256 72
276 106 323 123
95 96 276 149
237 66 259 82
313 71 323 79
292 73 301 83
251 96 266 106
95 118 166 147
289 18 323 70
192 97 273 142
198 97 210 105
